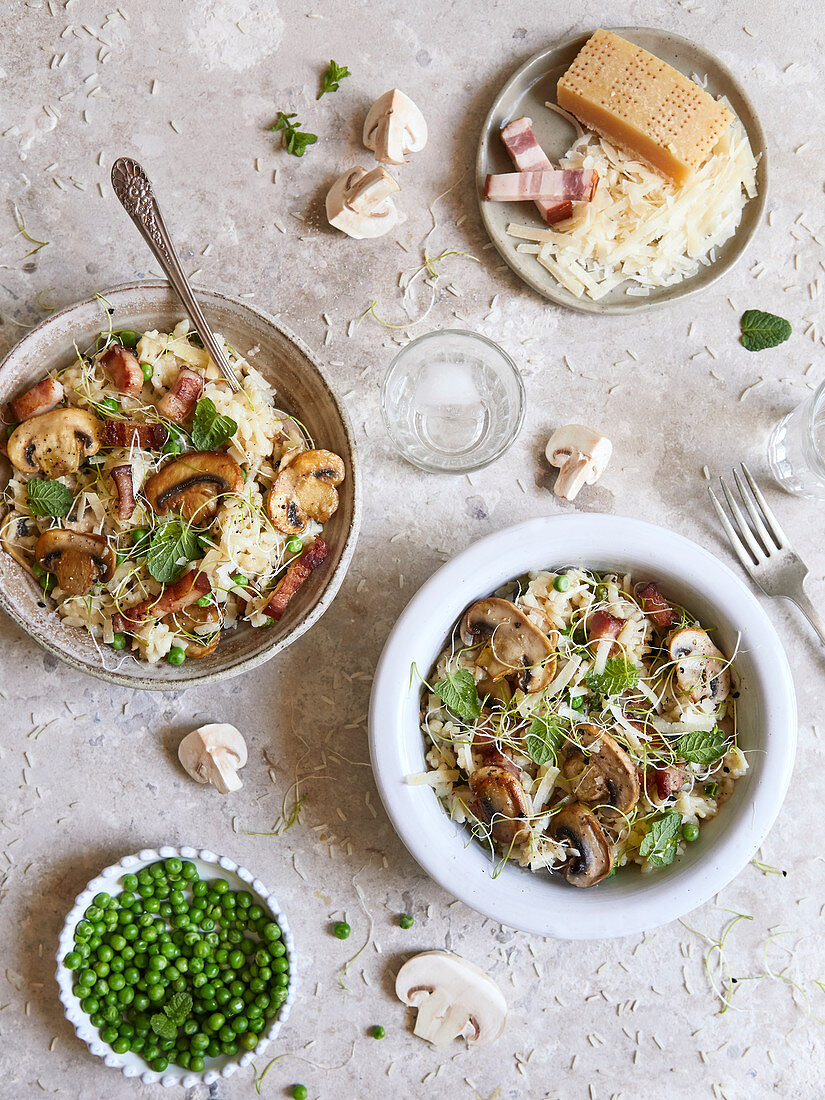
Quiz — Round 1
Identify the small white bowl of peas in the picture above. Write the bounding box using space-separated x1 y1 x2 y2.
55 845 296 1088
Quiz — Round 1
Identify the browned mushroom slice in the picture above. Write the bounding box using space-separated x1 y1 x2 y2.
7 408 102 477
0 510 33 569
265 449 345 535
469 764 531 849
561 723 640 817
163 601 222 658
667 626 731 704
35 529 115 596
459 597 556 694
143 451 243 523
549 802 614 888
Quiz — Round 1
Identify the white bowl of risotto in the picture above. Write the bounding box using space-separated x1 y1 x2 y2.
0 283 359 689
369 514 796 939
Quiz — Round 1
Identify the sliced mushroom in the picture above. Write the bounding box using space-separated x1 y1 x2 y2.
272 408 308 467
7 408 102 477
667 627 731 704
178 723 247 793
163 601 222 658
549 802 614 888
363 89 428 165
35 529 115 596
0 510 33 569
265 449 345 535
10 377 64 423
468 764 531 849
143 450 243 523
460 597 556 694
561 723 639 816
545 424 612 501
326 166 403 239
395 951 507 1049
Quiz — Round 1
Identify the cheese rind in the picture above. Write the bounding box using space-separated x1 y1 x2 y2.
557 29 732 184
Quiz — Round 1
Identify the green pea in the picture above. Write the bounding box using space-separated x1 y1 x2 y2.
594 583 608 601
162 434 181 456
189 1055 204 1072
167 647 186 666
332 921 350 940
286 537 303 554
115 329 140 348
569 693 586 712
150 1056 168 1073
398 913 414 929
239 1031 258 1051
292 1087 308 1100
554 574 570 592
64 951 82 970
704 782 718 798
196 595 212 608
100 397 119 413
112 1036 130 1054
109 631 127 652
139 362 153 380
372 1025 386 1039
682 822 700 842
230 573 247 589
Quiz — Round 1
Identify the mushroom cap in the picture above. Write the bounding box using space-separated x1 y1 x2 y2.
7 408 102 478
266 449 345 535
178 723 247 794
469 764 531 849
363 89 428 165
395 950 507 1048
326 166 402 239
35 529 115 596
460 597 556 694
550 802 614 887
667 626 731 704
545 424 612 501
164 602 222 659
144 450 243 524
561 723 640 816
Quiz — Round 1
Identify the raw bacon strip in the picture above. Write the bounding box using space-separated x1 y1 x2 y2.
10 377 64 422
157 367 204 423
500 116 573 224
101 419 168 450
636 581 675 631
264 538 329 622
119 569 211 627
99 346 144 397
111 464 136 520
485 169 598 202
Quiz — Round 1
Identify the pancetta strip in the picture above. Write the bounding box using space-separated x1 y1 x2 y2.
99 346 144 397
500 116 573 224
263 538 329 621
10 377 64 422
588 609 624 655
157 367 204 423
485 169 598 202
101 419 168 450
118 568 211 628
111 465 136 520
636 581 675 631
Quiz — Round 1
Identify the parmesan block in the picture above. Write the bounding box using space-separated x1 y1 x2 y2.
557 29 732 184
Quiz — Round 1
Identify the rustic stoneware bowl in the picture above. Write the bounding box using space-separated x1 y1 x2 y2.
0 282 360 689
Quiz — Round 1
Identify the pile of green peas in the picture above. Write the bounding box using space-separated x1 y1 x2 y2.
62 858 290 1074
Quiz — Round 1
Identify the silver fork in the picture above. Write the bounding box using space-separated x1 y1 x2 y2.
708 463 825 646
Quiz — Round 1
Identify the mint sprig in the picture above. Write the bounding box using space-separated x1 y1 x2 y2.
740 309 791 352
639 810 682 867
26 478 73 518
270 112 317 157
525 715 564 766
147 521 200 583
317 59 351 99
676 727 728 766
191 397 237 451
585 656 639 697
433 668 481 724
150 991 192 1039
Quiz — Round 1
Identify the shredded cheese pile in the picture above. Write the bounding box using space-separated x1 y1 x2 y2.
506 109 758 301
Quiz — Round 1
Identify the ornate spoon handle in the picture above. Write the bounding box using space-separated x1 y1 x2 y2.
110 157 241 392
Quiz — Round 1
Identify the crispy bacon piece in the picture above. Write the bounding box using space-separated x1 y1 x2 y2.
588 610 624 652
484 169 598 202
10 377 64 423
119 568 211 628
642 766 688 802
101 419 168 450
111 464 136 520
500 116 573 224
263 538 329 622
636 581 675 631
157 367 203 423
99 346 144 397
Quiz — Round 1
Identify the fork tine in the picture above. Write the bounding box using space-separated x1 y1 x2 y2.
719 477 764 563
740 463 788 548
732 468 773 552
708 486 759 573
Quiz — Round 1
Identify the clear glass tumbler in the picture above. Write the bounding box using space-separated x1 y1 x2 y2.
767 378 825 499
380 329 525 473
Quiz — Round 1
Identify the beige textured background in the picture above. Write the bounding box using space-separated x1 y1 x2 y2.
1 1 823 1097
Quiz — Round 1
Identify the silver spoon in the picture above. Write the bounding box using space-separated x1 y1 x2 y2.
110 157 241 392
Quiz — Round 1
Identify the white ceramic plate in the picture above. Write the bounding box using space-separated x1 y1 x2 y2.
477 28 768 313
55 845 296 1088
369 515 796 939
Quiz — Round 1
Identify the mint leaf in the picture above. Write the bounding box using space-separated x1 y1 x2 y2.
639 810 682 867
585 656 639 697
191 397 237 451
163 991 192 1026
150 1012 177 1040
147 522 200 583
317 59 351 99
676 727 728 766
26 478 73 518
433 668 481 723
740 309 791 352
525 715 564 766
270 111 317 157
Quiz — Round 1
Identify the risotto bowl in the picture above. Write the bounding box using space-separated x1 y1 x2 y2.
0 283 360 689
368 514 796 939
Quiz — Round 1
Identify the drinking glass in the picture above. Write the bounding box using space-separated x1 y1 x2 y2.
767 378 825 500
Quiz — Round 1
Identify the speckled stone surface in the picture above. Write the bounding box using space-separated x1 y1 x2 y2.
1 2 824 1098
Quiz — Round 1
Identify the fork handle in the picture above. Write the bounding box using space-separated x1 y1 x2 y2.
786 590 825 647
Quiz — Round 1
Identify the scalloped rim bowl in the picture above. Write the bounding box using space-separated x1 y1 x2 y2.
369 514 797 939
0 282 360 689
55 846 296 1088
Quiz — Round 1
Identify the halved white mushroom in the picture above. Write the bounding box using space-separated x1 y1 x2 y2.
545 424 612 501
667 627 731 704
561 723 640 816
178 723 248 794
326 166 402 239
363 89 428 165
549 802 614 888
395 951 507 1048
460 597 556 694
